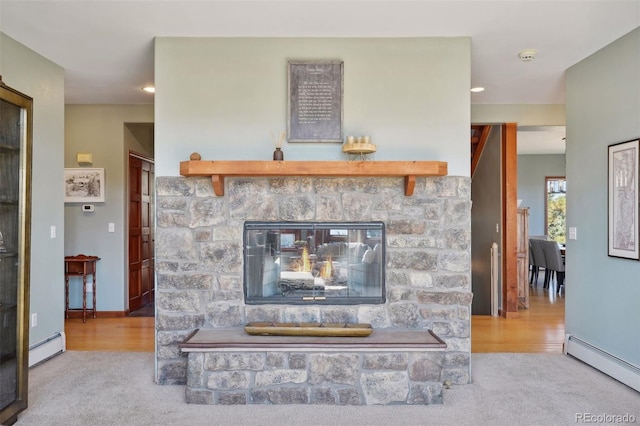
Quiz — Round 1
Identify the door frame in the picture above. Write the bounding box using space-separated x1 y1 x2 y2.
470 122 519 317
501 123 519 318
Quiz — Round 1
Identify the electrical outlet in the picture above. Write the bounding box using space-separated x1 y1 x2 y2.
31 313 37 327
569 227 577 240
50 226 56 239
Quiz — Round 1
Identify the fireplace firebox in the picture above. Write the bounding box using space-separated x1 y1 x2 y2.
243 221 385 305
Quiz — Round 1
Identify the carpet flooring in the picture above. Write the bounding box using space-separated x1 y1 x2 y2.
14 352 640 426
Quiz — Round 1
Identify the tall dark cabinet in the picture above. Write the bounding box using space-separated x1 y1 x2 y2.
0 78 32 425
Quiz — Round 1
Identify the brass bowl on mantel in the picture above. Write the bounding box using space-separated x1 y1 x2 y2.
244 322 373 337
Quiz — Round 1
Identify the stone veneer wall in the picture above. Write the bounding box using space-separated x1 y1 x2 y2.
184 348 447 405
155 176 472 386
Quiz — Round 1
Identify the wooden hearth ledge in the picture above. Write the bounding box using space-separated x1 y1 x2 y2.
179 159 448 196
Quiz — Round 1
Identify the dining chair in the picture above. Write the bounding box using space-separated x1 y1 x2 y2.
528 241 538 284
541 239 565 294
529 238 548 288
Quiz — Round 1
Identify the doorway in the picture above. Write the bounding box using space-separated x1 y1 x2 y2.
470 123 519 317
128 152 155 313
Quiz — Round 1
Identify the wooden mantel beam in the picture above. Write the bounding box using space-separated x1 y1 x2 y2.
179 160 448 196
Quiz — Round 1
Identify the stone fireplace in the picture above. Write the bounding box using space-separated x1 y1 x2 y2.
155 174 472 403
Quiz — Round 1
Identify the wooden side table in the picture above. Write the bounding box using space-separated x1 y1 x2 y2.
65 254 100 323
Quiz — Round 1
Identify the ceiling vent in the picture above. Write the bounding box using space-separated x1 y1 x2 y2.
518 50 537 62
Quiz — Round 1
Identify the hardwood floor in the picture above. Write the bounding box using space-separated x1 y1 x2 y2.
472 284 565 353
65 317 155 352
64 282 565 353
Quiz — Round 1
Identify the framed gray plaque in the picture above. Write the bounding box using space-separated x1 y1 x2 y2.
287 60 343 143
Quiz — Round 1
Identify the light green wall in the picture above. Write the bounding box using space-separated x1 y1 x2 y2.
155 37 471 177
566 28 640 365
65 105 154 311
471 104 565 126
125 123 154 159
0 33 65 345
517 154 566 237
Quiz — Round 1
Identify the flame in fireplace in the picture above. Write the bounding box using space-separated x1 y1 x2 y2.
289 247 335 284
320 256 332 279
301 246 311 272
292 246 312 273
291 247 333 280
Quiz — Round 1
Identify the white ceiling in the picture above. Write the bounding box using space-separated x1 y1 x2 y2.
0 0 638 154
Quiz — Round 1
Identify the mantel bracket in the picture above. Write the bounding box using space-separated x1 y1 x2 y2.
211 175 224 196
404 175 416 196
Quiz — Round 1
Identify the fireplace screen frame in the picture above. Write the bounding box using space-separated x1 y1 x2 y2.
243 221 386 305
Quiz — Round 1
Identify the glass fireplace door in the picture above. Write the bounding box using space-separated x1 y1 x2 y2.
244 222 385 305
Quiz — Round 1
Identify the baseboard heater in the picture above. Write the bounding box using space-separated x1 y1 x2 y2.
29 331 66 367
564 334 640 392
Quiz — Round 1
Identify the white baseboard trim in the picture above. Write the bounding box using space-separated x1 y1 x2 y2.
29 331 66 367
564 334 640 392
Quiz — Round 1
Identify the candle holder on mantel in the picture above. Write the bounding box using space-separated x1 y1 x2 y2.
342 135 376 161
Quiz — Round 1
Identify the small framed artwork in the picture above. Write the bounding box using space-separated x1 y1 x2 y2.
287 60 343 143
608 138 639 260
64 168 105 203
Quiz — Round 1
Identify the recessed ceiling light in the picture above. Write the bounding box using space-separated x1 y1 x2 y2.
470 87 485 93
142 86 155 93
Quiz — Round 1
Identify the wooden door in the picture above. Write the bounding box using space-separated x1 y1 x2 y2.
128 153 154 312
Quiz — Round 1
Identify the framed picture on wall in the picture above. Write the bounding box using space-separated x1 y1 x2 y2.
64 168 106 203
287 60 344 143
608 138 639 260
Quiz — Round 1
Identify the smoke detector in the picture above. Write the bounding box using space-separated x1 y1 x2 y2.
518 50 537 62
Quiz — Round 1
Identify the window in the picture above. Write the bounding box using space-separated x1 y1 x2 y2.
545 177 566 243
